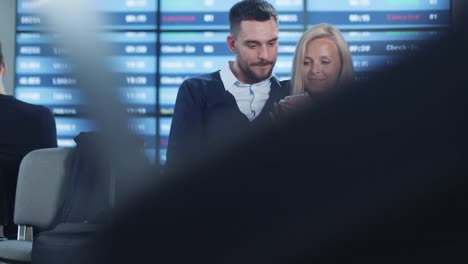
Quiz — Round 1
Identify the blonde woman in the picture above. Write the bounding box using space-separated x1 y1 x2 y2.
279 23 355 111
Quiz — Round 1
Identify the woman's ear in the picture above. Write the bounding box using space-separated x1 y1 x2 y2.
0 64 4 79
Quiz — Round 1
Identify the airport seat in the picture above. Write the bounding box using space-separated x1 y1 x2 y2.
0 148 71 264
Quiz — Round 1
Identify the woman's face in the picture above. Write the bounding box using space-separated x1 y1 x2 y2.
302 37 342 94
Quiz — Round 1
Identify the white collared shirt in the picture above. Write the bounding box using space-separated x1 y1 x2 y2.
220 62 273 121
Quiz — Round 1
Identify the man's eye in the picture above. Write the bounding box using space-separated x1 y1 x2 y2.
248 43 256 48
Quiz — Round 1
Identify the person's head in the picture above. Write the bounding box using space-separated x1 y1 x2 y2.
227 0 279 84
290 23 354 95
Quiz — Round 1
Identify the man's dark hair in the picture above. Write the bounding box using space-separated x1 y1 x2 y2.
229 0 278 36
0 42 4 67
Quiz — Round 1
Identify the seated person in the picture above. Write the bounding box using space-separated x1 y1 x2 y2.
279 23 355 112
0 41 58 239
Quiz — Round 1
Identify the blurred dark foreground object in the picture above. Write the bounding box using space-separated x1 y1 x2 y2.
92 24 468 264
31 131 149 264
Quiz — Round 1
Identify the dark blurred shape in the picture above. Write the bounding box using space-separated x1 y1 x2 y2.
41 0 155 212
95 16 468 264
31 132 148 264
54 131 146 225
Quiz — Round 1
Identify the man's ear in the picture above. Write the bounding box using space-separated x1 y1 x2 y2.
226 35 237 53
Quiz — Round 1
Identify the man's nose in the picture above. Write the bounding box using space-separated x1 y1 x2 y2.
257 45 269 61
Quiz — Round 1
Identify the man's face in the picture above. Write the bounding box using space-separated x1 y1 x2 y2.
227 18 278 84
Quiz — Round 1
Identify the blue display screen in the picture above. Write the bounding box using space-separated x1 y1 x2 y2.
344 30 446 81
17 0 158 30
54 116 156 163
160 0 304 30
15 32 157 115
158 117 172 164
14 0 452 165
307 0 451 29
15 29 158 163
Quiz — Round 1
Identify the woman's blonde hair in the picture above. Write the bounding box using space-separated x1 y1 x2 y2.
290 23 354 95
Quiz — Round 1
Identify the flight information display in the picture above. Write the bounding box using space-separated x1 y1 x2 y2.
159 31 301 115
15 0 453 166
15 31 158 162
17 0 157 30
55 116 156 162
159 117 172 165
343 30 446 81
160 0 304 30
15 0 158 163
307 0 451 29
15 32 157 116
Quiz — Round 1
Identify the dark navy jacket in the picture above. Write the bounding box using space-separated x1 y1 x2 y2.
165 71 289 171
0 94 57 228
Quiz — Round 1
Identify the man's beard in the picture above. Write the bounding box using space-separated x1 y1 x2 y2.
240 60 275 83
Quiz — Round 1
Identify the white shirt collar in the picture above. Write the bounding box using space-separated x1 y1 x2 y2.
220 62 239 90
219 61 278 121
220 61 276 90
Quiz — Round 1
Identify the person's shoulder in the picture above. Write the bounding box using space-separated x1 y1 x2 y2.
4 96 52 117
182 71 221 85
179 71 223 93
279 79 290 89
20 99 51 113
278 79 291 97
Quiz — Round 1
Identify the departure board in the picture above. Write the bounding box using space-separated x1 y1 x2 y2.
161 0 304 30
307 0 451 29
15 32 157 115
159 117 172 165
15 0 158 163
14 0 452 166
54 116 156 162
17 0 157 30
344 30 446 81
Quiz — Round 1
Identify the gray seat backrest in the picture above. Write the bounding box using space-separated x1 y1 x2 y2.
13 148 72 230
